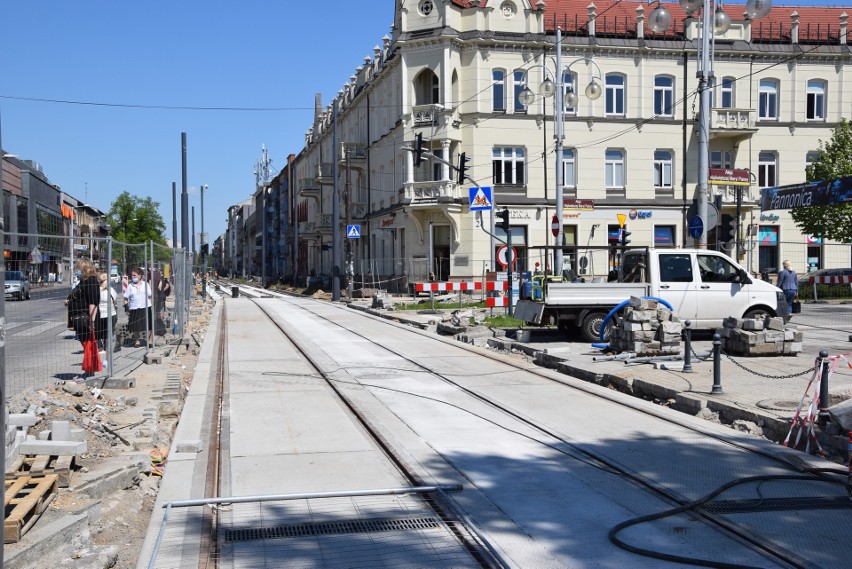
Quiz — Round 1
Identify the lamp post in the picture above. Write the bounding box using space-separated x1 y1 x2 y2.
519 27 602 276
648 0 771 249
200 184 207 298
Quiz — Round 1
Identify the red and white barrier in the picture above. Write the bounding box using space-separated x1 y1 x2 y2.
486 297 508 307
415 281 508 292
808 275 852 284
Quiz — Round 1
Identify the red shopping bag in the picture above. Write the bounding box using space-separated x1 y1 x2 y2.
82 333 102 374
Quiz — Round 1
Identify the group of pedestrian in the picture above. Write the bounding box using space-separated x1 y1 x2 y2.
66 261 172 380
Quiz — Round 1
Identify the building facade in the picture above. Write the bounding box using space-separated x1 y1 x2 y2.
253 0 851 286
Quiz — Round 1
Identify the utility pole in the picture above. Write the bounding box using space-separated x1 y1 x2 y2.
201 184 207 298
331 99 341 301
255 145 273 286
345 145 353 298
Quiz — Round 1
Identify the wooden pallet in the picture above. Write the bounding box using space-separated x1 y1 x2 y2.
4 474 58 543
5 455 75 488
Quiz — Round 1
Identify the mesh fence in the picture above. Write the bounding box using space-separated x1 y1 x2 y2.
3 233 195 396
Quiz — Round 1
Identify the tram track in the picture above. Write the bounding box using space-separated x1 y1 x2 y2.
230 289 850 569
204 292 506 568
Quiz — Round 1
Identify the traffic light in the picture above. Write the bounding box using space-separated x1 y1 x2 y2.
413 133 424 167
457 152 471 185
201 243 209 256
495 207 510 232
621 225 631 246
719 214 735 242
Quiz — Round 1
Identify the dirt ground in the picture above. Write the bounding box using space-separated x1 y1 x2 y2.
6 300 211 569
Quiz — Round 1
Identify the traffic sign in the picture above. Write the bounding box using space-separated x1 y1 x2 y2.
551 214 559 237
617 213 627 228
496 245 516 268
346 225 361 239
688 215 704 239
469 186 493 211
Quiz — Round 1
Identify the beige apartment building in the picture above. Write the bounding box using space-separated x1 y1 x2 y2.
292 0 851 285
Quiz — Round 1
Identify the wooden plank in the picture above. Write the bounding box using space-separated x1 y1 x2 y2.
4 475 59 543
6 455 75 488
29 455 49 475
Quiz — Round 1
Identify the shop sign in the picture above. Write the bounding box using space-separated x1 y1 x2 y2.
564 199 594 210
628 209 652 220
709 168 751 186
759 213 779 222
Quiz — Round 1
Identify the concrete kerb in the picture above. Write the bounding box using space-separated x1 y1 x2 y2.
135 298 223 569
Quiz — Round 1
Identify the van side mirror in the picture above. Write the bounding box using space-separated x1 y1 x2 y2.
736 269 753 284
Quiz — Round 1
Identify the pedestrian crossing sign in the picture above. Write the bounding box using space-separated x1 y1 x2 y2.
347 225 361 239
469 186 493 211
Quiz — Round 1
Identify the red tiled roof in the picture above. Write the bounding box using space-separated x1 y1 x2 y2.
452 1 849 41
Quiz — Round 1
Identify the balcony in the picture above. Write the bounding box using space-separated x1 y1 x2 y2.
317 162 335 185
402 180 460 206
298 178 320 200
709 108 757 141
411 104 456 138
318 213 334 234
342 143 368 168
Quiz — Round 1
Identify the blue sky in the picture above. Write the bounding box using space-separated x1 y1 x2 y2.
1 1 394 241
1 1 845 242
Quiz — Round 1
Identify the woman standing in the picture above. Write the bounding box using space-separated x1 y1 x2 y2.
123 267 153 348
776 260 798 319
96 272 119 352
67 259 100 381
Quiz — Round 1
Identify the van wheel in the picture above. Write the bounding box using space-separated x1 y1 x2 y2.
581 311 612 343
743 308 771 321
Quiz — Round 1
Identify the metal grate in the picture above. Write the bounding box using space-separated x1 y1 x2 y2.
701 496 852 514
225 516 441 543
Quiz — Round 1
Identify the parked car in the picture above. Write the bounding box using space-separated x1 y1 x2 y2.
798 268 852 286
110 266 120 283
5 270 31 301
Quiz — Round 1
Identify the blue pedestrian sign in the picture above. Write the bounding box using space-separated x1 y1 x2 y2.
469 186 493 211
346 225 361 239
688 215 704 239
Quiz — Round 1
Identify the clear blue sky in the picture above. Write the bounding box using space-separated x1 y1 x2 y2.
1 0 394 242
1 1 844 242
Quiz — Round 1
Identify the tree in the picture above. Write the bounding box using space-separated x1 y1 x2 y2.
107 192 167 244
791 118 852 243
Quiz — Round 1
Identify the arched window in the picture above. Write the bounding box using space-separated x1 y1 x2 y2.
654 76 674 117
720 77 735 108
806 80 826 121
758 79 778 120
493 69 506 112
413 69 440 106
513 70 528 112
562 71 577 114
606 74 625 117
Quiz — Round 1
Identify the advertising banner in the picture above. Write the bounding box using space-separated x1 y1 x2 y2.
760 176 852 211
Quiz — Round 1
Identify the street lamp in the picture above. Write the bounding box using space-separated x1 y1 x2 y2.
519 27 602 276
648 0 771 248
200 184 207 298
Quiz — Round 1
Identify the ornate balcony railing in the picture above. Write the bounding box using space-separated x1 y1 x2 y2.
402 180 459 204
710 108 756 134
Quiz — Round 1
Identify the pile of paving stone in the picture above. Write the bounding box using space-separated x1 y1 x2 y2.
609 296 683 355
719 316 803 356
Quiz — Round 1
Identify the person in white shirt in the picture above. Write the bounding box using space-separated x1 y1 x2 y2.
123 267 153 348
96 272 119 352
